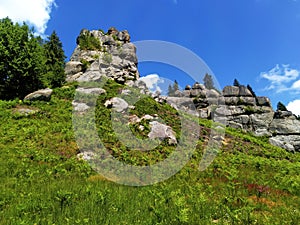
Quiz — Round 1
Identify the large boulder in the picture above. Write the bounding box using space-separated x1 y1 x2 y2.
239 85 253 97
65 61 83 76
222 86 239 97
269 135 300 152
24 88 53 102
105 97 129 112
148 121 177 145
269 117 300 134
256 96 272 107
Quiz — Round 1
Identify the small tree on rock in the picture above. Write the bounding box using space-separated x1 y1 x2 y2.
203 73 215 90
233 79 241 87
277 101 287 111
247 84 256 97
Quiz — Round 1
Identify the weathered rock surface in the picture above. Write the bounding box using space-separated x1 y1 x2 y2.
66 28 139 83
24 88 53 102
161 85 300 152
148 121 177 145
72 102 90 112
105 97 129 113
65 27 300 153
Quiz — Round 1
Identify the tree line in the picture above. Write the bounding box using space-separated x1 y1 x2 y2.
0 18 66 100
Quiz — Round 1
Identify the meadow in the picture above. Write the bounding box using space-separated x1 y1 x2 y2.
0 81 299 224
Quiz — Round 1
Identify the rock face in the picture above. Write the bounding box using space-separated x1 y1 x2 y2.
24 88 53 101
66 27 300 153
66 28 139 84
161 84 300 152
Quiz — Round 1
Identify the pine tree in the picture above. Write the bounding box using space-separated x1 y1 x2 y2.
203 73 215 89
247 84 256 97
168 84 174 96
43 31 66 88
277 102 287 111
173 80 179 92
233 79 240 87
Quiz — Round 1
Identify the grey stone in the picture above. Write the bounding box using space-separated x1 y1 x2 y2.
224 97 239 105
239 97 256 106
24 88 53 102
239 85 253 97
148 121 177 145
65 61 83 76
223 86 239 96
256 97 271 107
76 87 106 95
76 71 102 82
269 118 300 134
72 102 90 112
105 97 129 112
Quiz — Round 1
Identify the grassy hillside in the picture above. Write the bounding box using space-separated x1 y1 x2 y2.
0 81 299 224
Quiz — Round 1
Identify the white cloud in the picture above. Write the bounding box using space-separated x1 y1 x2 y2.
260 64 300 92
139 74 164 93
291 79 300 90
0 0 56 35
287 99 300 116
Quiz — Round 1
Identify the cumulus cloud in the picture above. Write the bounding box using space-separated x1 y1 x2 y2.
260 64 300 92
139 74 165 93
0 0 56 35
287 100 300 116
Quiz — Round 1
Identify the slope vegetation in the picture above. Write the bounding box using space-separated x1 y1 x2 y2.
0 81 299 224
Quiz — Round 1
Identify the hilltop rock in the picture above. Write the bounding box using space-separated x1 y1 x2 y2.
66 28 139 83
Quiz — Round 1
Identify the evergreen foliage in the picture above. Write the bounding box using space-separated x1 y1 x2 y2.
0 18 66 100
233 78 241 87
203 73 215 90
247 84 256 97
76 29 101 50
277 101 287 111
0 18 45 99
43 31 66 88
168 80 179 96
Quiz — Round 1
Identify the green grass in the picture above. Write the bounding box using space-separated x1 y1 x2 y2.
0 81 299 224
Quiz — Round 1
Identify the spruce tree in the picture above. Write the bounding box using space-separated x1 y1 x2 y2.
247 84 256 97
203 73 215 89
233 79 240 87
173 80 179 92
277 102 287 111
43 31 66 88
168 84 174 96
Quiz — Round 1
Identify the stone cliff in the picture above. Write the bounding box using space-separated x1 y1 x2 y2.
164 84 300 152
65 27 139 84
65 27 300 153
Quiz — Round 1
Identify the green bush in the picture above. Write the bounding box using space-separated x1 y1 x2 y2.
77 29 101 50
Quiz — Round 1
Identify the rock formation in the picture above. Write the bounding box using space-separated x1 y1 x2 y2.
66 27 300 153
164 84 300 152
65 27 139 84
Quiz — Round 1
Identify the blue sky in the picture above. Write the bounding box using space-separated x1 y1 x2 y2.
1 0 300 115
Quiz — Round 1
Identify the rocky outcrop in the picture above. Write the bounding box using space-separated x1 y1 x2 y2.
66 27 139 84
161 84 300 152
66 27 300 153
24 88 53 102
